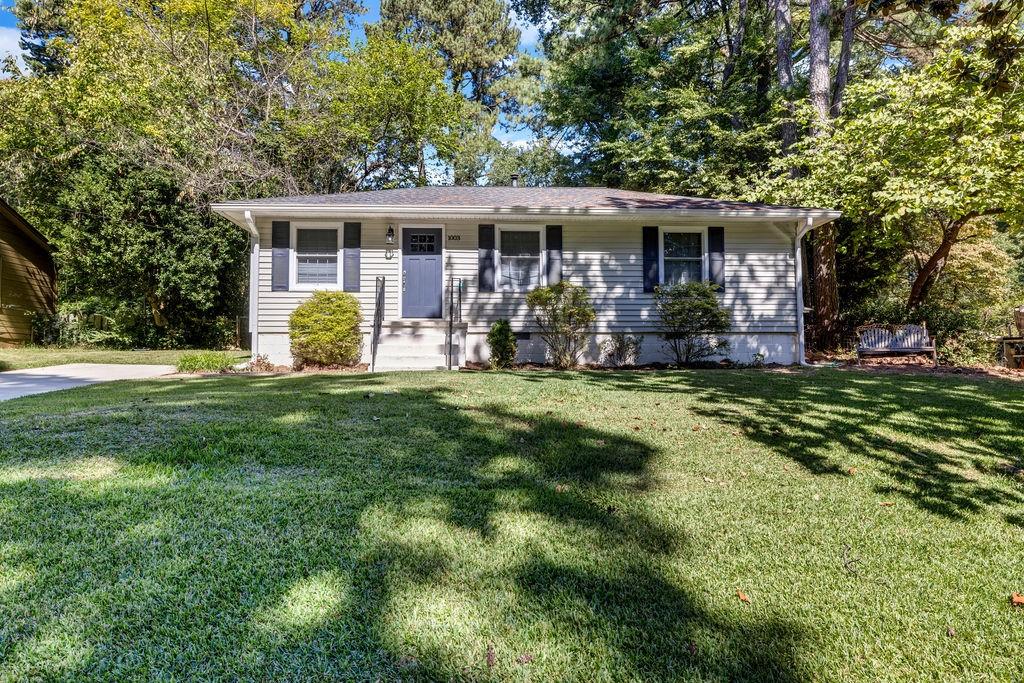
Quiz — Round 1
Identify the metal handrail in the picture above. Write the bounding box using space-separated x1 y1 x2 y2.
446 276 463 370
370 276 385 372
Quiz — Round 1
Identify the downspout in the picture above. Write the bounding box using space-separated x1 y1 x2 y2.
794 217 811 365
244 211 260 361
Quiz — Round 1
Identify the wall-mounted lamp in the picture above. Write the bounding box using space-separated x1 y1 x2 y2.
385 224 396 246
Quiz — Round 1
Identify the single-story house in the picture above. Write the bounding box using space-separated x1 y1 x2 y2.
0 197 56 346
212 187 839 370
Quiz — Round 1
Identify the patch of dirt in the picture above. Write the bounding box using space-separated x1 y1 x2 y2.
810 355 1024 382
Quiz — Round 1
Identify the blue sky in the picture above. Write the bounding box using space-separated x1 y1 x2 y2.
0 1 537 145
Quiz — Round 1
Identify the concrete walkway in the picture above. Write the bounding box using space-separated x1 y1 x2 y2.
0 363 175 401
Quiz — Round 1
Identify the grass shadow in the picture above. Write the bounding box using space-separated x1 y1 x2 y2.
0 372 808 680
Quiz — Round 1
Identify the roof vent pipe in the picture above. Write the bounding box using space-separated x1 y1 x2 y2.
510 174 520 188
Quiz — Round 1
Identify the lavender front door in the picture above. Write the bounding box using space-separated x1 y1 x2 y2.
401 228 443 318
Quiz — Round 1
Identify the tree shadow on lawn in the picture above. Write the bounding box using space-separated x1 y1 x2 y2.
547 369 1024 524
0 374 804 681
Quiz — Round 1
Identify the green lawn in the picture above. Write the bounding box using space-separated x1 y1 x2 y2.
0 347 248 371
0 369 1021 681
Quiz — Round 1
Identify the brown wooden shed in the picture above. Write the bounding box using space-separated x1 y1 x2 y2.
0 198 56 346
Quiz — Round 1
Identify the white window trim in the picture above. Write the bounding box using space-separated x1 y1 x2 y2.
290 224 344 291
496 224 546 292
658 225 709 285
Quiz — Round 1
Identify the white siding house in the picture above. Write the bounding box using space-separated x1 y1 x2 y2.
212 187 839 370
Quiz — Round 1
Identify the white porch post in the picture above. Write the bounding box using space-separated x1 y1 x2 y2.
794 217 810 365
245 211 260 360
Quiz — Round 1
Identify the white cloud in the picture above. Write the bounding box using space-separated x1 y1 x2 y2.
0 26 26 74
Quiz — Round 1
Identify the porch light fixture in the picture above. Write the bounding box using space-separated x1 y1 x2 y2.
386 224 395 245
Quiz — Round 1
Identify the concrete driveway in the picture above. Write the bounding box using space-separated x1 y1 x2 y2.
0 363 176 401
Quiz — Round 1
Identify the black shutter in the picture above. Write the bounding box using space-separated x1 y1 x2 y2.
708 226 725 292
478 224 495 292
271 221 290 292
343 222 361 292
642 226 659 293
545 225 563 285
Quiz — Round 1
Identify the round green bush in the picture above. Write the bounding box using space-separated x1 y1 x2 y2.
289 291 363 368
486 319 517 369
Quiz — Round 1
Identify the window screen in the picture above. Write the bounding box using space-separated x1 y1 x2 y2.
296 229 338 285
500 231 541 288
663 232 703 285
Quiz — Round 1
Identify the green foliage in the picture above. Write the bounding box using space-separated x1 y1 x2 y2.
525 281 596 368
1 0 461 347
380 0 522 183
654 282 731 366
848 290 1001 365
600 333 643 368
486 319 518 369
175 351 239 374
289 292 363 369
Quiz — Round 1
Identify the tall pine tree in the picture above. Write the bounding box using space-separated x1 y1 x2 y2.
380 0 521 184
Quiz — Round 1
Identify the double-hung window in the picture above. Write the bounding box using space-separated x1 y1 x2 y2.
498 228 543 289
662 229 706 284
295 228 340 288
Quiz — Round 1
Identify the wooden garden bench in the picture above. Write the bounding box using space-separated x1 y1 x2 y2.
856 324 937 367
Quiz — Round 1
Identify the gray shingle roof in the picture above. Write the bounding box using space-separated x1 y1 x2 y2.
214 186 823 213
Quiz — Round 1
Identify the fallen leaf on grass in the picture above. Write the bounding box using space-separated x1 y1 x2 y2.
848 467 857 475
692 424 704 432
515 653 534 665
595 439 606 446
879 501 895 507
703 476 715 484
555 484 568 493
1011 592 1024 607
486 643 496 668
737 590 751 604
946 627 956 638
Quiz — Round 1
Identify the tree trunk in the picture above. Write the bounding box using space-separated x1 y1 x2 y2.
831 0 856 117
808 0 832 134
807 0 840 349
146 291 168 328
906 233 956 311
812 223 840 349
772 0 796 151
722 0 749 86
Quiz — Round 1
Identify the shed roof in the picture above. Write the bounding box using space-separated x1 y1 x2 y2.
0 197 52 253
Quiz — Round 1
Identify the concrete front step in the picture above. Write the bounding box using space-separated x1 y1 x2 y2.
375 342 456 355
372 355 454 371
370 320 466 371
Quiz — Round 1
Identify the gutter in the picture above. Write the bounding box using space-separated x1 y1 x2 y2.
210 203 841 227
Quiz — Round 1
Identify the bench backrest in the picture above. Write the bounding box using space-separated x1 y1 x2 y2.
858 324 931 350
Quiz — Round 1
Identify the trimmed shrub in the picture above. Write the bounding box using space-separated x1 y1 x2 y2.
176 351 239 373
289 291 363 368
525 281 596 369
654 282 731 366
600 333 643 367
486 319 517 369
